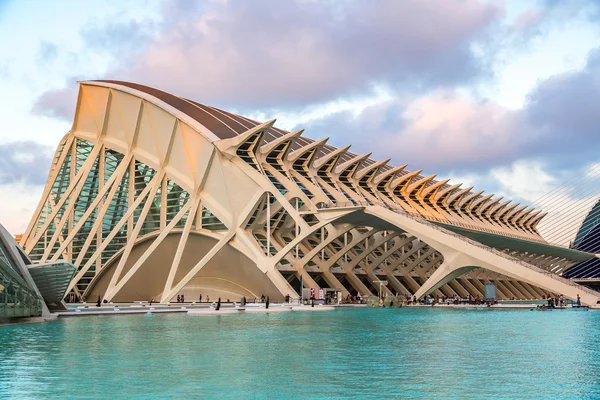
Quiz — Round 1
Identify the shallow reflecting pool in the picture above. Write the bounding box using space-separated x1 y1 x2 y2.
1 307 599 399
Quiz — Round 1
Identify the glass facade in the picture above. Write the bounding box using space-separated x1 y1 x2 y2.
26 138 226 296
563 199 600 279
0 240 43 318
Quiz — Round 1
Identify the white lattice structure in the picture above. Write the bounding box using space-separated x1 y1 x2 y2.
20 81 600 305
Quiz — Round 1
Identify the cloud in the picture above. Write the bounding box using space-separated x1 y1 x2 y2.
586 163 600 178
541 0 600 18
33 0 502 119
490 160 557 203
524 51 600 169
300 47 600 178
300 91 527 172
124 0 501 106
510 8 545 37
0 60 9 78
0 182 46 235
0 140 52 237
0 141 54 186
32 85 78 121
36 41 58 65
293 45 600 245
80 18 157 57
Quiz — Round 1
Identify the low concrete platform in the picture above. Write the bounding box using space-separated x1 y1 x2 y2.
291 305 335 311
406 303 598 310
187 308 245 315
245 306 292 313
188 304 336 314
49 300 600 319
54 302 342 318
407 303 530 309
56 307 189 317
334 304 368 308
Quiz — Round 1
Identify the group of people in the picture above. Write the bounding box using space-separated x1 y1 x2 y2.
198 294 210 303
545 295 565 307
544 294 581 307
344 294 365 304
407 294 496 306
175 294 213 303
407 293 583 307
323 292 341 304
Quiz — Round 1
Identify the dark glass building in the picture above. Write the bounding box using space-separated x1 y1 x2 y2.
563 199 600 286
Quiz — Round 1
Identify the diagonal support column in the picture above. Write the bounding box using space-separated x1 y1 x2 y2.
469 276 487 295
401 274 422 294
320 270 350 297
457 277 482 297
447 280 470 298
503 279 527 299
521 282 545 298
160 231 236 303
343 270 374 296
385 272 412 296
296 268 320 290
495 279 517 299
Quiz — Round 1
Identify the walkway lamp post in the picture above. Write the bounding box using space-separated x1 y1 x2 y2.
373 280 388 301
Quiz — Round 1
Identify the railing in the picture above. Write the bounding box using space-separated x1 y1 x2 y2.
317 201 600 297
572 277 600 282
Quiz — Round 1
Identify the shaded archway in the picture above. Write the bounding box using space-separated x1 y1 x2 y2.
86 231 282 302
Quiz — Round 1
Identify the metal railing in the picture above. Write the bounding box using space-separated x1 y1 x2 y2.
317 201 600 297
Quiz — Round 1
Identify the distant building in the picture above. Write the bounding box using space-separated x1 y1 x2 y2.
0 224 75 319
18 81 600 305
562 199 600 289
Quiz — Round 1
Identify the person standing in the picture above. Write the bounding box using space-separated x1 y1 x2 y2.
577 294 581 306
199 294 202 303
177 295 181 303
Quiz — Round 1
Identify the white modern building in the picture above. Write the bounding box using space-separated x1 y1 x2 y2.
18 81 600 305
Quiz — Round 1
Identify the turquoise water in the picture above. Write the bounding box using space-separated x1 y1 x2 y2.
1 308 599 399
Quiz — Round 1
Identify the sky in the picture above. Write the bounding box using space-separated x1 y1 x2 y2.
1 0 600 242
